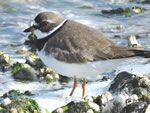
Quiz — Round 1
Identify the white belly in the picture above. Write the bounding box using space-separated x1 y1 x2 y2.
37 47 124 79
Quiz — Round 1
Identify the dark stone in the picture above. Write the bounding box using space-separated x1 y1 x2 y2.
58 74 71 83
13 68 36 81
2 90 33 99
66 101 89 113
120 101 148 113
109 71 138 94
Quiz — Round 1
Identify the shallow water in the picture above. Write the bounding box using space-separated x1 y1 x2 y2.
1 0 150 112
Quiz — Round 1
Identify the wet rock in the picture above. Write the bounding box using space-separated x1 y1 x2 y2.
26 52 45 69
2 90 32 99
101 8 131 15
109 71 150 96
109 71 136 94
143 92 150 103
12 62 25 74
128 35 142 48
12 62 36 81
13 68 36 81
142 0 150 4
78 5 93 9
0 97 41 113
58 74 71 84
94 92 113 107
39 67 59 84
3 97 11 106
24 33 37 52
102 94 139 113
0 90 39 113
132 7 145 13
16 47 28 54
0 51 11 71
121 101 148 113
147 33 150 38
52 101 100 113
101 7 145 16
101 76 111 81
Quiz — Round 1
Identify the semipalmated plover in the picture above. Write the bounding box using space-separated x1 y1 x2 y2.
24 11 150 97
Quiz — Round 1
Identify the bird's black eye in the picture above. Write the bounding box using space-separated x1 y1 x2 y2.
40 21 49 27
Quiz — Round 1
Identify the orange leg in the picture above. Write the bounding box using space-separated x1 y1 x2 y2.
69 76 78 96
82 78 86 97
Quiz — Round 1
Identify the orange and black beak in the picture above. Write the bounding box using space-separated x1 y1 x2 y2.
24 26 36 33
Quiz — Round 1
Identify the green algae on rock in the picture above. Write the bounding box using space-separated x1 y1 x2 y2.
16 47 28 54
39 67 59 84
12 62 25 74
24 33 37 52
78 5 93 9
12 62 36 81
2 90 32 99
0 90 40 113
13 68 36 81
101 7 146 16
0 97 41 113
52 101 100 113
26 52 45 69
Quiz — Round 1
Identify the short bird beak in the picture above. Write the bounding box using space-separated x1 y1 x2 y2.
24 26 36 32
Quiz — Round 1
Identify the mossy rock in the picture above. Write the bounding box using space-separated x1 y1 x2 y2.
39 67 59 84
2 90 32 99
24 33 37 52
101 7 146 16
0 90 37 113
12 62 24 74
0 97 41 113
0 52 11 66
101 8 131 15
78 5 93 9
16 47 28 54
26 52 45 69
144 92 150 102
12 68 36 81
52 101 100 113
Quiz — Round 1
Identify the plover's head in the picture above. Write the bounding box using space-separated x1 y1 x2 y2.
24 11 65 38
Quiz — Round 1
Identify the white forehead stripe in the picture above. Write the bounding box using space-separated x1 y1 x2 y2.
34 19 68 39
43 20 55 23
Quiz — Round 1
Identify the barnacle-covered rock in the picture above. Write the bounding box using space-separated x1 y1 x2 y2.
101 8 132 15
26 52 44 69
121 101 149 113
102 94 139 113
0 90 39 113
94 91 113 108
128 35 142 48
109 71 150 96
39 67 59 84
52 101 100 113
0 51 11 71
16 47 28 54
0 97 41 113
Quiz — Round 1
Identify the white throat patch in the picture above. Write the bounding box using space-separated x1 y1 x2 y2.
34 19 68 39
